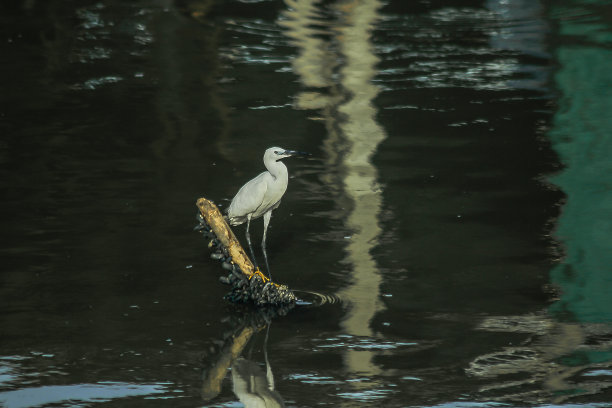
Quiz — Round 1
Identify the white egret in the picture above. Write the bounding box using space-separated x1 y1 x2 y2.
227 147 310 280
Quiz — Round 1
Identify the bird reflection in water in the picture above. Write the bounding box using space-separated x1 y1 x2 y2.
201 312 284 407
231 325 285 408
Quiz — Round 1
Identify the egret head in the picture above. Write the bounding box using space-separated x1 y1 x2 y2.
265 147 310 162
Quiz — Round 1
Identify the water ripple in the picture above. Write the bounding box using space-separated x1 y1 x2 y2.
312 334 417 351
285 373 343 385
293 290 343 307
338 388 397 401
0 382 171 408
375 4 549 91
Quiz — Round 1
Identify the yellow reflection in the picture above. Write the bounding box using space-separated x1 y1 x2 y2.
282 0 386 377
468 314 612 403
280 0 336 89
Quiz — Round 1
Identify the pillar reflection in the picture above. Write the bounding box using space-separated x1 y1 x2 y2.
281 0 386 377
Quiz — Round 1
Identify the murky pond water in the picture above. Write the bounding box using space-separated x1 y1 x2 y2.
2 0 612 407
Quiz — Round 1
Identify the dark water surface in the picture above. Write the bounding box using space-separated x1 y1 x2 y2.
2 0 612 407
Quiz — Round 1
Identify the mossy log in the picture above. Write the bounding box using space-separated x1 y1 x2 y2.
195 198 296 307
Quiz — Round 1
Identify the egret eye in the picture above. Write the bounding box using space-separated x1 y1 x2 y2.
274 151 280 154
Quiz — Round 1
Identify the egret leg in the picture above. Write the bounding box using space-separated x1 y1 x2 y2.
264 323 274 391
245 214 259 270
262 211 272 281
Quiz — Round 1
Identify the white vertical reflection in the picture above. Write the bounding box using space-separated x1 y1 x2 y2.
334 0 385 376
282 0 386 377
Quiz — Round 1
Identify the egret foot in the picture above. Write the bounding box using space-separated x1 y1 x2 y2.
249 269 270 283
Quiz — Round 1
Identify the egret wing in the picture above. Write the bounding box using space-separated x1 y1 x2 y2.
227 172 269 224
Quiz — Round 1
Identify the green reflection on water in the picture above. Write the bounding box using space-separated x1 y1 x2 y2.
548 1 612 325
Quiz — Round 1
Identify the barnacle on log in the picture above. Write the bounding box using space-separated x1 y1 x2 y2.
195 198 296 308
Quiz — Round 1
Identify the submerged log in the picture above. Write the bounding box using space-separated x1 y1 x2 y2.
195 198 296 307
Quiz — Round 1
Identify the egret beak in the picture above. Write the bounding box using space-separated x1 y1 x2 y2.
283 150 311 157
